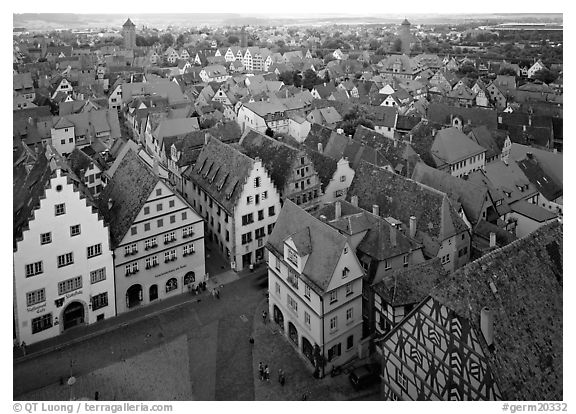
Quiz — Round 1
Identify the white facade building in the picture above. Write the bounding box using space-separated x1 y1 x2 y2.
266 201 364 376
14 152 116 345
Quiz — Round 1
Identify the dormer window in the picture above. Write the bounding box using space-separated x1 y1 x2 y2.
287 247 298 266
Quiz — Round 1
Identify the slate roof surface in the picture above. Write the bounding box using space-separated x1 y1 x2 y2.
473 219 517 247
303 148 339 191
483 160 538 205
372 258 447 306
267 200 348 295
430 221 563 400
396 115 422 131
353 125 420 175
347 161 468 249
510 199 557 222
182 137 255 214
428 103 498 130
13 153 53 247
239 130 300 191
508 143 562 186
431 127 486 167
96 149 158 248
468 125 503 159
14 148 95 249
516 158 562 202
411 162 487 224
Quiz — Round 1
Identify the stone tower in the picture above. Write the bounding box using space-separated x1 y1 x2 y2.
400 18 411 54
239 26 248 48
122 18 136 50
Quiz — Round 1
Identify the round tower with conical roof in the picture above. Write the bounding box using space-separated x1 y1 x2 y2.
400 18 411 54
122 18 136 50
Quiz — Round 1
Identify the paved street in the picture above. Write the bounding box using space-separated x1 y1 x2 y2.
14 239 379 401
14 266 268 400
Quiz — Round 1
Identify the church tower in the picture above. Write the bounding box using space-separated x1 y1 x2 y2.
122 18 136 50
400 18 411 54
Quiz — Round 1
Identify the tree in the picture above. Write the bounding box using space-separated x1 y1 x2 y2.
276 39 285 48
227 35 239 45
278 71 294 86
265 127 274 137
136 35 148 47
323 70 331 84
340 105 375 136
392 38 402 52
499 67 518 77
532 68 557 84
176 34 186 47
292 71 302 88
160 33 174 47
302 69 320 91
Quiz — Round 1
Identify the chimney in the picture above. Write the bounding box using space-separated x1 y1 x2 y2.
409 215 417 238
409 133 413 144
372 204 379 216
351 195 358 207
317 142 323 153
335 201 342 220
390 223 397 246
489 232 496 248
107 198 113 210
153 158 159 175
528 115 532 127
480 307 495 349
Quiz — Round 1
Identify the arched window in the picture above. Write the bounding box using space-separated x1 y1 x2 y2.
166 278 178 293
184 272 195 285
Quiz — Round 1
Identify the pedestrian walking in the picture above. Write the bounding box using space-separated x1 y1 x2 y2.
188 284 193 295
258 362 264 381
278 369 285 386
215 288 220 299
262 310 268 324
249 336 254 345
211 288 216 299
265 365 270 382
21 341 26 356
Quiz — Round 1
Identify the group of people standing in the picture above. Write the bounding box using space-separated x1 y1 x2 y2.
258 362 285 386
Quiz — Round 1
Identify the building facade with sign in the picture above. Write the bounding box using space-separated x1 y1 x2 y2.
14 149 116 345
97 149 205 314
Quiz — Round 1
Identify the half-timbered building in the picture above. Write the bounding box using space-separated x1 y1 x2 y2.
380 221 562 400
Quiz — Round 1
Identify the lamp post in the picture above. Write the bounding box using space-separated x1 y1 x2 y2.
67 358 76 400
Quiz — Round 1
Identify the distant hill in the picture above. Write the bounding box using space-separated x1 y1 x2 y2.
12 13 563 30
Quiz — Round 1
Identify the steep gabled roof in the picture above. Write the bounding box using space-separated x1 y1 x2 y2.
267 200 348 294
516 157 562 202
411 162 488 224
182 136 255 214
372 258 447 306
428 102 498 130
239 130 301 191
348 161 468 247
304 147 339 191
430 222 562 400
431 127 486 167
96 149 158 247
